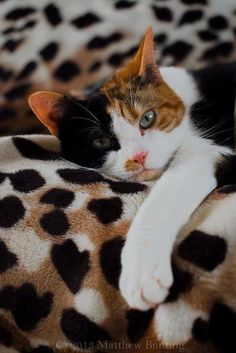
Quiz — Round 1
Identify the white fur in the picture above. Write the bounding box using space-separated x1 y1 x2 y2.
101 68 233 310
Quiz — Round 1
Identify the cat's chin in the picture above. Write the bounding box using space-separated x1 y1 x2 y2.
129 169 161 182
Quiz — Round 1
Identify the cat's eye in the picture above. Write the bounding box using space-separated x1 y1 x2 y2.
139 110 156 129
93 137 112 150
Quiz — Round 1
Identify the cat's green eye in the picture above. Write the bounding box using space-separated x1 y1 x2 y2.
93 137 112 150
139 110 156 129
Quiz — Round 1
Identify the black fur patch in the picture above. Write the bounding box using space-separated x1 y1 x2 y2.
87 32 123 49
13 137 58 160
178 230 227 271
216 154 236 187
2 38 24 52
5 7 36 20
9 169 45 192
163 41 193 63
71 12 101 29
152 5 173 22
0 283 53 332
178 10 203 26
54 60 80 82
0 196 25 228
99 236 124 289
191 62 236 148
40 210 69 236
210 303 236 353
44 4 62 26
218 185 236 194
61 309 111 347
126 309 154 343
208 15 228 30
16 61 37 80
197 30 218 41
115 1 137 9
88 197 123 224
40 188 74 208
166 263 194 302
192 318 210 342
0 240 17 274
4 83 30 100
0 323 12 347
51 239 90 294
0 107 16 120
39 42 59 61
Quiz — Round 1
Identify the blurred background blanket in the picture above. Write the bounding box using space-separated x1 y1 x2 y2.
0 0 236 136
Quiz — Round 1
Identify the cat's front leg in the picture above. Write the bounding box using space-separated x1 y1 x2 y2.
119 148 219 310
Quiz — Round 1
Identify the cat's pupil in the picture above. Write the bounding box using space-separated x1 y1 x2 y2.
139 110 155 129
93 137 112 150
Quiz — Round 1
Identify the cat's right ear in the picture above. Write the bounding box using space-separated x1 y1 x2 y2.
28 91 64 135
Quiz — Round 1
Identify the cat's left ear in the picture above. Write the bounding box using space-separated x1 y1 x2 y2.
29 91 64 135
118 26 162 85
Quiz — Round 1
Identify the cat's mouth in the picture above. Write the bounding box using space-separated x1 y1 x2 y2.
130 169 161 182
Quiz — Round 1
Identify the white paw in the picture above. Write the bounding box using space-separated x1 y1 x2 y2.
119 230 173 310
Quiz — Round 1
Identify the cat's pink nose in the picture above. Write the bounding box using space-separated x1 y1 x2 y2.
130 151 147 166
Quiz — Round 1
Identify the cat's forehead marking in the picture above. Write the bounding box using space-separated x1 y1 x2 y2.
102 75 186 132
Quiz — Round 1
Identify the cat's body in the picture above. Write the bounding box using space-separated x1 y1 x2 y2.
29 28 236 310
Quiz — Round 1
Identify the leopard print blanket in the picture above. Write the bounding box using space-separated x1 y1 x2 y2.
1 0 236 136
0 134 236 353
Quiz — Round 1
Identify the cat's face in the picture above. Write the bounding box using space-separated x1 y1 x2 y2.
29 27 186 181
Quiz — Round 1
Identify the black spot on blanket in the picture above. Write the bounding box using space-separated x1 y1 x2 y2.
0 323 12 347
166 263 194 302
0 283 53 332
54 60 80 82
88 197 123 224
126 309 154 343
57 168 106 184
178 10 203 26
192 318 210 342
152 5 173 22
0 196 25 228
210 303 236 353
5 7 36 20
40 188 74 208
9 169 45 192
87 32 123 50
44 4 62 26
39 42 59 62
0 240 18 274
52 240 90 294
61 309 111 347
71 12 101 29
109 180 147 194
99 236 124 289
13 137 58 160
178 230 227 271
40 209 69 236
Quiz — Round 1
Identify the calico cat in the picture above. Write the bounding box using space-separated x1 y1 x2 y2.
29 27 236 310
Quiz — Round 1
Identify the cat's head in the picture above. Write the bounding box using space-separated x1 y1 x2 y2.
29 27 188 181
